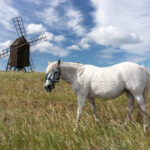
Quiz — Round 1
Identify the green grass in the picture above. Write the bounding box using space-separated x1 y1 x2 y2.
0 72 149 150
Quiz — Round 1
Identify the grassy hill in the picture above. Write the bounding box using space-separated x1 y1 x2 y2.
0 72 149 150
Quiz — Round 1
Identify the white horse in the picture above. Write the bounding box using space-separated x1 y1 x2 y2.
44 60 149 132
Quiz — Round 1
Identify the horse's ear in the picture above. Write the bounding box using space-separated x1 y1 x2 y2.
58 59 61 66
48 61 51 65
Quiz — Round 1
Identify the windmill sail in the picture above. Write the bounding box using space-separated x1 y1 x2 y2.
0 48 10 59
12 16 27 38
28 33 47 46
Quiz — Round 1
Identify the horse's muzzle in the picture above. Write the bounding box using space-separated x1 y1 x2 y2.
45 84 52 92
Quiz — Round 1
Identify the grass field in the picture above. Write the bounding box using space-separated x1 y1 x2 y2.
0 72 150 150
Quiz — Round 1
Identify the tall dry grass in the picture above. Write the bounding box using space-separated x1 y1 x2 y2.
0 72 149 150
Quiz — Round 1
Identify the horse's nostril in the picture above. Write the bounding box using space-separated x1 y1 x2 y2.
44 85 50 89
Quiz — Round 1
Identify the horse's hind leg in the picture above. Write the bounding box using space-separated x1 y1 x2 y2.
76 95 86 129
124 91 135 125
134 94 147 132
88 98 99 123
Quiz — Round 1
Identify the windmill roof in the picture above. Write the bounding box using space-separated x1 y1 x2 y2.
11 36 29 47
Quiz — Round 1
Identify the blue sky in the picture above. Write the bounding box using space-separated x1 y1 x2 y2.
0 0 150 72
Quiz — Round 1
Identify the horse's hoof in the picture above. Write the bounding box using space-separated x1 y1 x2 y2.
144 124 148 133
73 126 79 132
73 128 77 132
95 120 101 126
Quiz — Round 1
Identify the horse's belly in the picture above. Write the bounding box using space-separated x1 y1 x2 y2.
89 81 125 99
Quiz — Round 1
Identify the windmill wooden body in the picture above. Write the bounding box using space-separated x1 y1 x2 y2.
0 16 47 71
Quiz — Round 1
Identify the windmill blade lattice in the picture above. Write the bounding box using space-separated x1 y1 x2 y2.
28 33 47 46
0 48 10 59
12 16 27 38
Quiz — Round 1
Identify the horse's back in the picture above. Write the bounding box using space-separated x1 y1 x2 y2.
82 63 125 99
81 62 147 99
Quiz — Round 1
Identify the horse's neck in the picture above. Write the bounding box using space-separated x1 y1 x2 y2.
60 63 81 84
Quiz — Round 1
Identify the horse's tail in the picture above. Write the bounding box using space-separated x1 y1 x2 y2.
141 65 150 102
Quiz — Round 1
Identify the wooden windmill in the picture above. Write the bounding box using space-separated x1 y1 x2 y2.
0 16 47 71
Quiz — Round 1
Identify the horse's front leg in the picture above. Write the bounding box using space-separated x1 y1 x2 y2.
76 95 86 129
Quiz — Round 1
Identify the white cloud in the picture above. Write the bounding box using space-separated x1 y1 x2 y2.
54 35 65 42
38 2 85 36
26 0 41 5
87 26 140 46
31 41 69 57
0 0 19 30
126 55 149 63
0 40 11 49
45 32 65 42
100 48 116 60
67 38 90 51
48 0 67 7
89 0 150 62
67 45 80 51
99 47 121 61
26 24 46 34
98 48 117 66
79 38 90 49
38 7 60 27
37 0 67 27
66 9 86 36
25 0 66 6
45 32 54 41
121 42 150 55
29 31 66 57
98 47 149 66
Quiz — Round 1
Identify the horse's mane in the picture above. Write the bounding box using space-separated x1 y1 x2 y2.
45 62 58 74
45 62 83 73
62 62 83 67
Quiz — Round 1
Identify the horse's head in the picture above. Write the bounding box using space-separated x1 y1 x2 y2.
44 59 61 92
